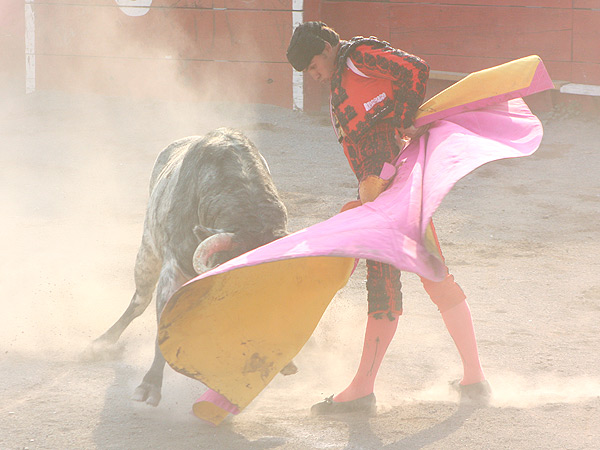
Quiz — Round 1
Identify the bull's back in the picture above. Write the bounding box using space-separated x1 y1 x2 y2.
188 129 288 243
142 137 201 254
149 137 200 192
142 129 285 268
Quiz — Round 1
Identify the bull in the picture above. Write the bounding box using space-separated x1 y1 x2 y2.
90 128 295 406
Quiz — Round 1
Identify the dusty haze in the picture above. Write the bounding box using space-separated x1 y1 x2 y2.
1 15 600 447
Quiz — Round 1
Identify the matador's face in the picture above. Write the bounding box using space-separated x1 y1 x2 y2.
305 42 337 84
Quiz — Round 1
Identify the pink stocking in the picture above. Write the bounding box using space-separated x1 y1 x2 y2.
192 388 240 425
333 314 399 402
195 388 240 414
440 300 485 385
420 221 485 386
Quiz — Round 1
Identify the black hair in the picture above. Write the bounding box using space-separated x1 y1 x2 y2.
286 22 340 71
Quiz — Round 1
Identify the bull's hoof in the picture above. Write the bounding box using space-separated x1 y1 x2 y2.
132 382 162 406
280 360 298 376
80 339 124 362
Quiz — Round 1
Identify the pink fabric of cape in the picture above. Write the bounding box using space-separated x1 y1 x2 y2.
413 58 553 128
185 97 543 284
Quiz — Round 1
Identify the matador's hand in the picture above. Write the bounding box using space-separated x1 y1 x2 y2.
395 124 431 146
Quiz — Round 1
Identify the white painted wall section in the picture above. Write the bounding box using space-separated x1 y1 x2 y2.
291 0 303 111
560 83 600 97
25 0 35 94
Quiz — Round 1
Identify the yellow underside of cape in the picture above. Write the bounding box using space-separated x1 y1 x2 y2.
158 256 354 423
416 55 544 121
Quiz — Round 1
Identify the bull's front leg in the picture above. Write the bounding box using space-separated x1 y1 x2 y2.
132 260 187 406
84 235 161 360
132 339 167 406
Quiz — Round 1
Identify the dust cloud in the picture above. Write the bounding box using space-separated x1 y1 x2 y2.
2 6 600 448
411 374 600 408
1 5 286 365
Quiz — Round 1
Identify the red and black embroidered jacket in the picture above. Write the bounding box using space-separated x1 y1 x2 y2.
330 37 429 180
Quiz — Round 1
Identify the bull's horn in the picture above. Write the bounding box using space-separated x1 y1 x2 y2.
193 232 235 274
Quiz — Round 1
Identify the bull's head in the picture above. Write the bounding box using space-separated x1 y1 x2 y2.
192 225 286 275
192 226 237 274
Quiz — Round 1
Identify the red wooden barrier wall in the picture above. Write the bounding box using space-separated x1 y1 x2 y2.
20 0 296 107
3 0 599 109
1 0 25 93
317 0 600 86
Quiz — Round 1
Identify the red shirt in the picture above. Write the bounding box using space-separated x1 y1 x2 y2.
330 38 429 181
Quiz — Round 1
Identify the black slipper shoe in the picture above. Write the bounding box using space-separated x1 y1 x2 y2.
310 393 376 416
450 379 492 404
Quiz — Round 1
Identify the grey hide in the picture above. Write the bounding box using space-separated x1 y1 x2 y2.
90 128 294 406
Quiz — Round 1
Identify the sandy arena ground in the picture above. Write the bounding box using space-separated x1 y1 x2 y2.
1 90 599 449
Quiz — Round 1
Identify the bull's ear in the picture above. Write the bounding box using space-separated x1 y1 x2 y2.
193 225 224 242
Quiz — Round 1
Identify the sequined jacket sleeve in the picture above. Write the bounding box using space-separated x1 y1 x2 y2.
349 42 429 130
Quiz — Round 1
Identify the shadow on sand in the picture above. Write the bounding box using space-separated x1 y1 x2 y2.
338 402 480 450
92 363 285 450
92 359 483 449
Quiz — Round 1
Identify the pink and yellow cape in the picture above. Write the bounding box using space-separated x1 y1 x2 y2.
158 55 554 425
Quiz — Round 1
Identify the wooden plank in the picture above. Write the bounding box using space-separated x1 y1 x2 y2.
220 0 293 10
0 0 25 92
35 4 197 59
151 0 294 10
573 0 600 8
320 2 390 42
388 4 572 63
429 70 468 81
571 62 600 85
422 54 573 83
35 54 292 106
390 0 571 6
184 60 292 106
210 9 291 61
36 0 293 10
34 0 199 7
422 55 521 74
573 10 600 64
386 0 572 7
35 4 291 62
303 0 322 22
